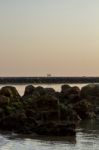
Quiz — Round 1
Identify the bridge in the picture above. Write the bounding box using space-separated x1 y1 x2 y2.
0 77 99 84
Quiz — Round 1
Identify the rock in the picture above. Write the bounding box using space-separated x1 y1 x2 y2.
62 86 80 96
32 94 59 111
22 94 60 124
35 86 45 95
70 86 80 95
0 108 4 120
23 85 35 96
0 103 37 133
34 87 55 96
81 84 99 98
61 84 71 94
22 94 59 111
0 84 97 135
80 84 99 115
44 88 55 95
22 92 80 134
68 94 81 104
60 86 80 105
0 110 27 131
0 96 10 107
59 104 80 121
35 105 80 124
73 99 96 119
0 86 20 101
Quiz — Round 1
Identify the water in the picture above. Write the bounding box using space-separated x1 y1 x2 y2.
0 84 99 150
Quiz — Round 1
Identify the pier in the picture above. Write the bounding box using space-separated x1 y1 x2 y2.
0 77 99 84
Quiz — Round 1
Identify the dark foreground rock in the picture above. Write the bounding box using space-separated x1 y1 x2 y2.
73 99 96 119
0 84 98 136
81 84 99 114
0 86 21 102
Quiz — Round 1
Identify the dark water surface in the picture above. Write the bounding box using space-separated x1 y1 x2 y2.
0 84 99 150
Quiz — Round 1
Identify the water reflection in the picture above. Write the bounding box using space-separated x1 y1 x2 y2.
78 119 99 134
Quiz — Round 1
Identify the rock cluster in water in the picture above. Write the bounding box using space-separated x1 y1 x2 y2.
0 84 99 136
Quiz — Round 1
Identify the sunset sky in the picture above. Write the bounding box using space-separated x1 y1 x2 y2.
0 0 99 76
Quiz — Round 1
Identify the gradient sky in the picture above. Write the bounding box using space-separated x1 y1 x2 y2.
0 0 99 76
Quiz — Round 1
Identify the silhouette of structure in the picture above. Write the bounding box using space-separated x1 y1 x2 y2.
0 77 99 84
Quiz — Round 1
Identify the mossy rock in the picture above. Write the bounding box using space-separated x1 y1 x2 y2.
61 84 71 93
73 99 95 119
23 85 35 96
0 86 21 103
0 96 10 107
0 86 20 98
81 84 99 98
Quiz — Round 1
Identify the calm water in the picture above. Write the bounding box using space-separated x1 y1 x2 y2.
0 84 99 150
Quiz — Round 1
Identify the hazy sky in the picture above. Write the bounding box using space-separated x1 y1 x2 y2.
0 0 99 76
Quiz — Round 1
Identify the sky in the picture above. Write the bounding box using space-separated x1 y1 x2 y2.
0 0 99 76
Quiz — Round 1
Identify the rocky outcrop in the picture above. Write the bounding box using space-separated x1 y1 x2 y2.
80 84 99 114
0 86 20 102
0 96 10 107
81 84 99 98
73 99 96 119
23 85 35 96
0 84 98 136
